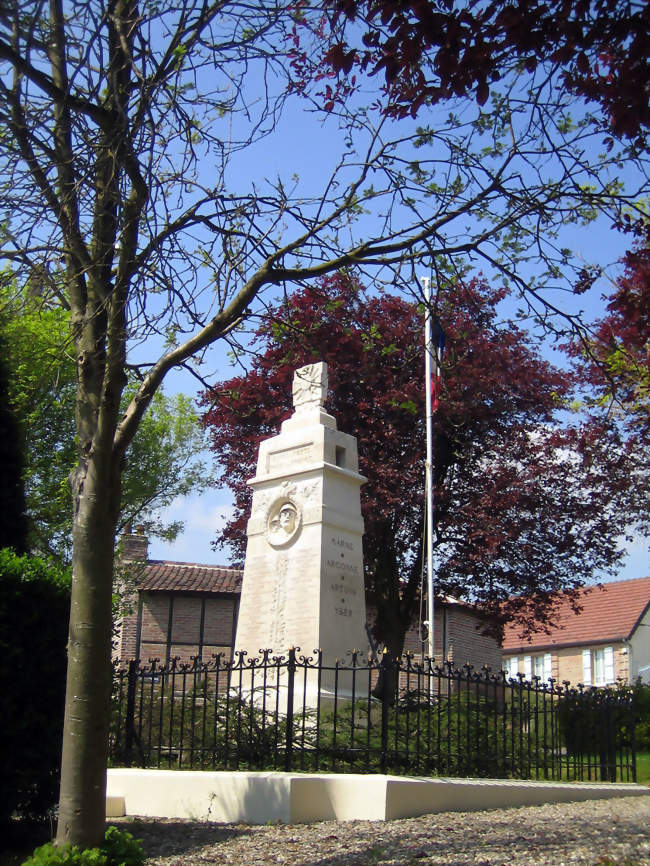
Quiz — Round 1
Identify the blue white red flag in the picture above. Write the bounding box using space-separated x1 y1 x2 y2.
430 317 446 412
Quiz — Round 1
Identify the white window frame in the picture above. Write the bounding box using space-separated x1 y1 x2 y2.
522 652 552 683
593 646 615 686
523 655 533 681
505 656 519 679
533 652 552 683
582 646 615 687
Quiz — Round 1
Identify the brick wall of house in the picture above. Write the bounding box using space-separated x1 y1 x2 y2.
113 577 142 662
503 641 629 686
555 646 586 684
204 597 239 646
445 606 502 672
554 642 627 685
399 604 501 672
115 608 139 661
141 593 169 642
401 610 444 659
131 592 238 665
503 650 558 682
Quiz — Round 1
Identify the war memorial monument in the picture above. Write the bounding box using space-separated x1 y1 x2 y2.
234 362 368 699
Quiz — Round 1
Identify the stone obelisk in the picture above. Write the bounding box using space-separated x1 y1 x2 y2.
234 362 367 694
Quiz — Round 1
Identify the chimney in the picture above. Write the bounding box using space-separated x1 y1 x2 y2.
119 523 149 561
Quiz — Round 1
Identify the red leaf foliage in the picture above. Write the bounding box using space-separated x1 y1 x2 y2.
569 224 650 445
202 273 636 651
318 0 650 143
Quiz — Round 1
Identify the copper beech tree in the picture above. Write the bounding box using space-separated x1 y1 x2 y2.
202 273 635 660
568 228 650 555
0 0 647 848
316 0 650 143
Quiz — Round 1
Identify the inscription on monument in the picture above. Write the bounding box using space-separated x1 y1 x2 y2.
268 443 313 473
330 582 357 596
325 534 362 619
326 559 359 574
331 536 354 550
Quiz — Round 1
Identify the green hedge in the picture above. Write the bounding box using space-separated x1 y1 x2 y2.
632 682 650 751
0 548 70 825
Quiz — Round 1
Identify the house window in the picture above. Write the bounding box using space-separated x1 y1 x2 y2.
582 646 615 686
505 656 519 679
523 653 552 683
535 652 552 682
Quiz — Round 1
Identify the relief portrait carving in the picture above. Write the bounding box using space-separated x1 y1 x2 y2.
266 499 301 547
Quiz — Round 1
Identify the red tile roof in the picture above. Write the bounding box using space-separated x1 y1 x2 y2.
135 560 243 594
502 577 650 652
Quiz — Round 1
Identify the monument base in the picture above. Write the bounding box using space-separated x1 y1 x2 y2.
231 653 372 714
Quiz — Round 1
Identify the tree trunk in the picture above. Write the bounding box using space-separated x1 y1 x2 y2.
56 461 117 848
369 543 421 701
371 608 411 702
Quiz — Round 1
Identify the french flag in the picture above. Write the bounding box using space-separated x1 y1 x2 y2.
430 316 446 412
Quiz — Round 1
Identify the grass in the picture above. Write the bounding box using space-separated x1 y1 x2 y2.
634 751 650 786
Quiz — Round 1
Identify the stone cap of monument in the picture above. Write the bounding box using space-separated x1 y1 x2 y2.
249 360 366 485
282 361 337 432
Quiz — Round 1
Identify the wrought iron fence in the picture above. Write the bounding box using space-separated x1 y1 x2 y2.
110 648 637 783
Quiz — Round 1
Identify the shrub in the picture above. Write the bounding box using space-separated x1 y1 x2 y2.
557 682 637 781
101 825 145 866
632 682 650 751
21 826 144 866
0 549 71 825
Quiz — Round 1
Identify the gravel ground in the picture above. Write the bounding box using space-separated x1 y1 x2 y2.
115 794 650 866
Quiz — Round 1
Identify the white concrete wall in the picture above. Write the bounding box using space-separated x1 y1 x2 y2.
106 769 649 824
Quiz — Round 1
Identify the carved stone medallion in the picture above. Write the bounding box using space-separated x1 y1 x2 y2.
266 498 302 548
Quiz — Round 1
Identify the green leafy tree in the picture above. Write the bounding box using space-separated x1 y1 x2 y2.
0 328 28 553
0 0 647 848
0 288 210 563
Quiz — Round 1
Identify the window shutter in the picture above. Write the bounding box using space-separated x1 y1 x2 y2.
582 649 592 685
543 653 552 682
604 646 615 683
524 655 532 681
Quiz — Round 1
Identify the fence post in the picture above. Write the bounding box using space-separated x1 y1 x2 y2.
599 691 622 782
380 649 390 774
284 646 296 772
630 689 637 783
124 658 138 765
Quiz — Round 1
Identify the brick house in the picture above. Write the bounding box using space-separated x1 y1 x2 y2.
501 577 650 687
116 559 242 665
115 530 501 671
399 596 502 672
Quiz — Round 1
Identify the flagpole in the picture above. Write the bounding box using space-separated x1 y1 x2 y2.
421 276 435 664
